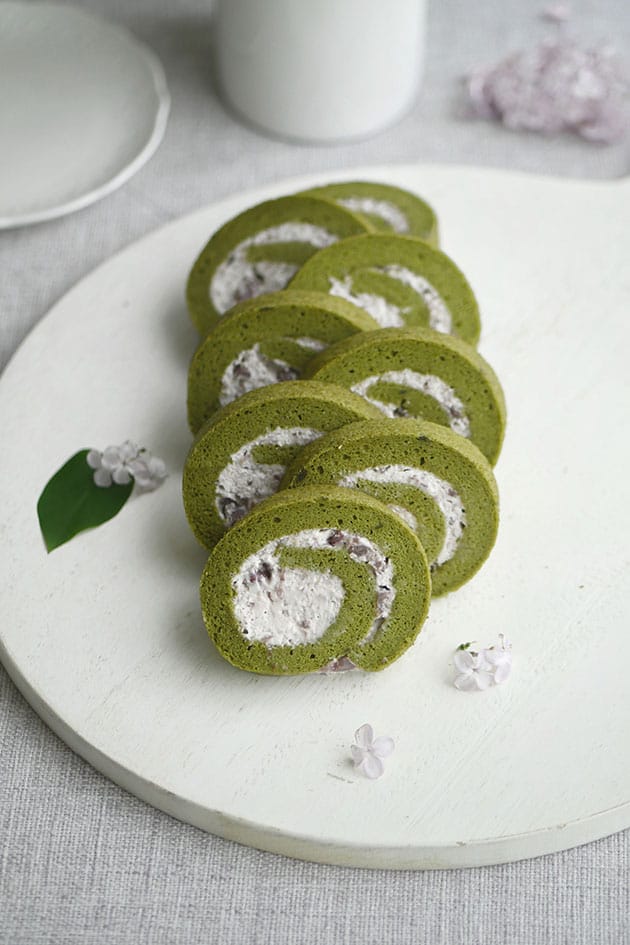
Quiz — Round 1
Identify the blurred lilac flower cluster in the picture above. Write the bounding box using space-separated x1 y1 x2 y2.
466 6 629 143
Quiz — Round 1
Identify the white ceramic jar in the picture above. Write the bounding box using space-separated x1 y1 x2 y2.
215 0 427 143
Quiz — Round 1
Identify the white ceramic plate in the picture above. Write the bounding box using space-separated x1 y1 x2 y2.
1 165 629 869
0 2 169 228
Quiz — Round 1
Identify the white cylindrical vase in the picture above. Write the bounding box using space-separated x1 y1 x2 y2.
215 0 427 143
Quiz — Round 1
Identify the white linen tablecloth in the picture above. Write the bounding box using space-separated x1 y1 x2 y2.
1 0 629 941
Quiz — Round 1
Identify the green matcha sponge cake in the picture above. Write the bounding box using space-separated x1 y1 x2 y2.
186 195 373 335
183 380 381 549
298 181 439 245
200 485 431 674
187 290 379 434
282 419 499 597
305 327 506 465
289 233 480 344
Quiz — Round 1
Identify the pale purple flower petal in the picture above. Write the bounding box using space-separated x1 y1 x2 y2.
493 661 512 684
475 649 492 671
351 744 367 765
454 672 480 692
453 649 475 673
483 647 511 668
475 670 494 691
354 723 374 749
86 449 102 470
146 454 167 476
127 458 150 486
129 452 167 491
93 467 112 488
372 736 395 759
361 753 385 780
101 445 123 471
118 440 139 463
112 466 132 485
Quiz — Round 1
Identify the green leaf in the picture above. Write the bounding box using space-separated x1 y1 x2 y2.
37 450 133 552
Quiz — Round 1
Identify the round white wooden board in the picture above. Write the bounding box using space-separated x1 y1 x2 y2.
1 165 629 869
0 2 169 228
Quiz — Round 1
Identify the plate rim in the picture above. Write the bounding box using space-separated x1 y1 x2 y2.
0 1 171 229
1 162 629 870
2 633 629 870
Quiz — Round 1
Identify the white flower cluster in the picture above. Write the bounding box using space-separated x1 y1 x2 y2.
351 723 395 780
86 440 167 491
453 634 512 691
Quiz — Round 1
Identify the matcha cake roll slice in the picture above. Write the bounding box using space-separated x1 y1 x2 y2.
183 380 381 549
283 419 499 596
200 485 431 674
289 233 480 344
187 195 372 335
305 328 506 465
187 290 379 434
290 233 480 344
298 181 439 245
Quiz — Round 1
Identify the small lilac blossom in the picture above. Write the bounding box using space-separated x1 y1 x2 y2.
87 440 138 487
481 634 513 684
86 441 167 491
351 724 394 780
454 635 513 690
453 646 494 691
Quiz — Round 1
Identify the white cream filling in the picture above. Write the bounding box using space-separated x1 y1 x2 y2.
350 369 471 438
232 528 394 648
210 223 338 314
327 266 452 334
216 426 322 526
293 336 327 352
337 196 409 234
329 275 406 328
387 503 418 532
339 465 466 567
219 337 328 407
219 344 298 407
377 265 452 334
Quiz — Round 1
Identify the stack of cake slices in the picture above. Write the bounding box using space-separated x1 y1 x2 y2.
182 181 506 675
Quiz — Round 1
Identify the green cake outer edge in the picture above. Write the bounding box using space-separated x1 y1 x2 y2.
187 290 381 433
186 195 374 335
199 484 431 675
289 233 480 345
182 380 383 550
281 418 500 597
304 327 507 465
298 181 439 246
